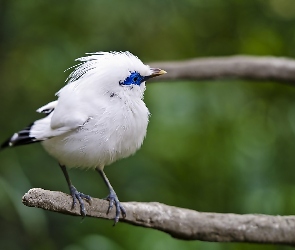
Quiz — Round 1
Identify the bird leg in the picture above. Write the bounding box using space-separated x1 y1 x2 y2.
59 164 91 217
96 167 126 225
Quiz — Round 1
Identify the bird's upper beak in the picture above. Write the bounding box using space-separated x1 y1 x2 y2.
150 68 167 77
144 68 167 81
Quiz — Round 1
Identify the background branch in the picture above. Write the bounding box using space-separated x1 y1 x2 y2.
149 56 295 84
22 188 295 246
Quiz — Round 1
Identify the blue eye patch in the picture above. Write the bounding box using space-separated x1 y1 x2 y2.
120 72 145 86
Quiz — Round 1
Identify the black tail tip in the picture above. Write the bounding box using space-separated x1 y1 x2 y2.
1 133 18 149
1 130 39 150
1 138 11 149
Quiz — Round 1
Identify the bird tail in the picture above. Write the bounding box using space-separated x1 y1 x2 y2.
1 123 42 149
1 101 60 150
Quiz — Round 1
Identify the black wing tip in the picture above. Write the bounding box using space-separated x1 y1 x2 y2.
40 108 54 116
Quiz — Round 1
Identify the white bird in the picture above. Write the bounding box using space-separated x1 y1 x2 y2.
1 51 166 224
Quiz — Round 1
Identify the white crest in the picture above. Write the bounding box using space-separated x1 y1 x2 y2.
56 51 152 100
66 52 149 82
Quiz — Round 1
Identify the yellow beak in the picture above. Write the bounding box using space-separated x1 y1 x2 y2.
150 68 167 77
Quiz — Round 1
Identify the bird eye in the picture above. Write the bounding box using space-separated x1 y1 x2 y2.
120 72 143 86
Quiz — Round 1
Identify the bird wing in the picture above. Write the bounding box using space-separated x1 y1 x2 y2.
49 99 90 132
33 98 89 139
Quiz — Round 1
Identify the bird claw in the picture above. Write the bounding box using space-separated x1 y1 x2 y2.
70 185 92 217
105 191 126 225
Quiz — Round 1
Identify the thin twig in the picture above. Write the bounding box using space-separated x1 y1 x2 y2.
22 188 295 246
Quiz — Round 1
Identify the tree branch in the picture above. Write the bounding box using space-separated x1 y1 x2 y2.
149 55 295 84
22 188 295 246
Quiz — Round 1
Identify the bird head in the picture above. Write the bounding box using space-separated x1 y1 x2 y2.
65 51 166 99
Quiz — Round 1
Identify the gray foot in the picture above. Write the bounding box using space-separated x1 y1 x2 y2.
70 185 92 217
105 190 126 225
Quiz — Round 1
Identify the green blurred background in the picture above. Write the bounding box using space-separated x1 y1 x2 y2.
1 0 295 249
